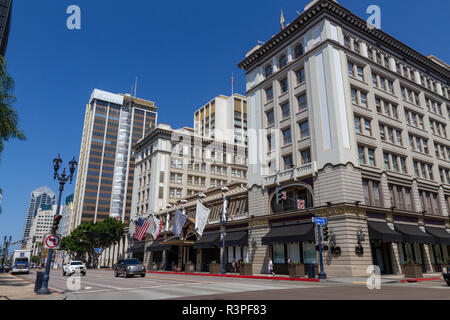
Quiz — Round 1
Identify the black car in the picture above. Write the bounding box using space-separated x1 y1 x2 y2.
114 259 146 278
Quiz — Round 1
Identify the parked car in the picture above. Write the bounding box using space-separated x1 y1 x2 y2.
114 259 146 278
63 261 87 276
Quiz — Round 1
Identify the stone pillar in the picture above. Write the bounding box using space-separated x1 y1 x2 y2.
422 242 433 273
196 249 202 272
380 173 391 208
390 243 402 275
323 213 372 277
248 220 270 275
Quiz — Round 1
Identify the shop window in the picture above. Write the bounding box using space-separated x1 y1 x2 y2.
302 242 317 264
273 244 285 264
287 243 301 263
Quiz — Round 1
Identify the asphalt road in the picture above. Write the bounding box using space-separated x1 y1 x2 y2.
18 270 450 300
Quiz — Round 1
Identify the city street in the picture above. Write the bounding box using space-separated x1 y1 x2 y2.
16 270 450 300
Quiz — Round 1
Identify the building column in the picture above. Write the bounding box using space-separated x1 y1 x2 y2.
390 243 402 275
422 244 433 273
196 249 202 272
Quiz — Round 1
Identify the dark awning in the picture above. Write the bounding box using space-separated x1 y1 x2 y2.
193 233 221 249
224 231 248 247
131 242 145 253
262 223 315 245
425 227 450 245
395 224 434 244
368 221 403 243
147 241 170 252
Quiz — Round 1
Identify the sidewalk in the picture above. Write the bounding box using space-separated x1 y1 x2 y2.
146 270 444 284
0 273 65 300
327 273 443 284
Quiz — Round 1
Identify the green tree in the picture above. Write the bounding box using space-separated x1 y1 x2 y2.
0 56 26 158
60 218 125 267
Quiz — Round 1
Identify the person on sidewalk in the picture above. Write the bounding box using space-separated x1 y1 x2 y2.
231 258 237 273
268 258 275 276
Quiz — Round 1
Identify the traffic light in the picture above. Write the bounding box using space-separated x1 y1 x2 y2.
51 215 63 234
323 225 329 242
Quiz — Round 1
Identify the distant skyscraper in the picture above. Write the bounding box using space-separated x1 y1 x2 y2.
22 186 56 244
72 89 158 228
60 194 74 238
0 0 12 57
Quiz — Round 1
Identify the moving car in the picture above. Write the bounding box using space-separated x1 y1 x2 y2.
11 250 31 275
114 259 146 278
63 261 87 276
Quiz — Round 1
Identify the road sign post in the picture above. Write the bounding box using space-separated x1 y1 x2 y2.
311 217 328 280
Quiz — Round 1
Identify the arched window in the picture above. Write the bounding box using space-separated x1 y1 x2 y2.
270 184 314 214
265 64 273 78
279 54 287 68
294 43 304 59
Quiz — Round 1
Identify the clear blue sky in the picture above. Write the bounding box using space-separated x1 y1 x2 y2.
0 0 449 250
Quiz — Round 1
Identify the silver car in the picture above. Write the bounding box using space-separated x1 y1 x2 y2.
114 259 146 278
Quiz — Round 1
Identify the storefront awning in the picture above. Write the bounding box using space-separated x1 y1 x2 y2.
224 231 248 247
261 223 315 245
394 224 434 244
368 221 403 243
147 241 170 252
425 227 450 245
131 242 145 253
193 233 220 249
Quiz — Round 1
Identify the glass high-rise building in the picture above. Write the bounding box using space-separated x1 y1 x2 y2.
72 89 158 228
22 186 56 244
0 0 12 57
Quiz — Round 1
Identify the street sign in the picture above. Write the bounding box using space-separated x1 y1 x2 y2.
94 248 103 256
312 217 328 226
297 200 305 210
43 234 61 250
280 192 287 201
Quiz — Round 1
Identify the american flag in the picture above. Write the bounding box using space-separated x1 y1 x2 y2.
134 217 150 241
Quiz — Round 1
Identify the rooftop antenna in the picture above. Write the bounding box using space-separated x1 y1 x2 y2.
134 76 138 97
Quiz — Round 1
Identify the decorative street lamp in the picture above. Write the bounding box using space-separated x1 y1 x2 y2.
37 155 77 295
219 187 229 275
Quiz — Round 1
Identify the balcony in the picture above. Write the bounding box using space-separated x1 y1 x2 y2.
263 162 317 187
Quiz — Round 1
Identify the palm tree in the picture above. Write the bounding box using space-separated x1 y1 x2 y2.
0 55 25 158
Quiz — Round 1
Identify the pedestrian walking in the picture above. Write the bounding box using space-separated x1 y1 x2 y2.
231 258 237 273
268 258 275 276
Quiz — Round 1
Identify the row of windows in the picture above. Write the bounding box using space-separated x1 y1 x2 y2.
344 33 450 101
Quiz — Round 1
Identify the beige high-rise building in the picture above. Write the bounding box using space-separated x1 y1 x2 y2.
26 206 57 256
194 94 248 147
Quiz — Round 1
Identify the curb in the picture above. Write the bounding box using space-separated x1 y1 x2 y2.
15 274 65 295
145 271 321 282
400 277 442 283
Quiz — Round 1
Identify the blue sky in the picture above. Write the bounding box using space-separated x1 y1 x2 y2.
0 0 449 250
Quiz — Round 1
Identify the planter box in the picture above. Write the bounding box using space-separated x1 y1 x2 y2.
240 264 253 276
185 264 195 272
209 264 221 274
289 264 305 278
404 264 423 279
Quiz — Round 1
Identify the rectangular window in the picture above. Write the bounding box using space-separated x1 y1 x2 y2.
266 87 273 102
280 78 288 94
282 128 292 145
266 110 275 126
300 149 311 164
281 103 290 119
299 121 310 139
298 94 307 111
296 69 305 84
283 155 293 170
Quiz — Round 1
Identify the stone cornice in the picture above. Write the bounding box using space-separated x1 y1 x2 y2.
238 0 450 82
